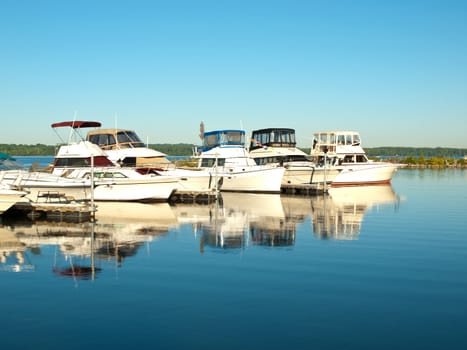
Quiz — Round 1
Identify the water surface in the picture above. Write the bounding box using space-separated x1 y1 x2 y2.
1 169 466 349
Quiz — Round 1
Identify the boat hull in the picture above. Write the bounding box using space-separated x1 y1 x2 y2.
215 166 284 193
331 163 398 186
1 170 91 202
92 178 178 201
282 166 340 186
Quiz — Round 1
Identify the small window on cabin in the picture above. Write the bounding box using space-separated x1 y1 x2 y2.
356 155 367 163
337 135 345 145
96 134 115 146
201 158 225 167
329 134 336 144
346 135 353 145
204 134 218 147
117 132 132 144
343 155 354 163
225 132 243 144
353 134 361 145
320 134 327 143
110 172 127 178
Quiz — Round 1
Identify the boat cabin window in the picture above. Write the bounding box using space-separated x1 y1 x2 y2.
203 131 245 148
89 134 116 147
54 156 114 167
353 134 361 145
86 172 128 179
343 155 354 163
200 158 226 167
346 134 353 145
251 129 296 148
116 131 145 148
337 135 345 145
356 155 367 163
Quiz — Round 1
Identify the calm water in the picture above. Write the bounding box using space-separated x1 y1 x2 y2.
1 166 467 350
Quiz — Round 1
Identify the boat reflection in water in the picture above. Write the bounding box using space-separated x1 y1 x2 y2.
310 184 399 240
1 185 400 274
1 202 178 279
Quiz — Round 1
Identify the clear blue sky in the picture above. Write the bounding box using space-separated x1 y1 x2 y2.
1 0 466 148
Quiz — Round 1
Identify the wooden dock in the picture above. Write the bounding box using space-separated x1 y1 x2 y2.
13 191 94 222
281 183 329 195
169 190 218 204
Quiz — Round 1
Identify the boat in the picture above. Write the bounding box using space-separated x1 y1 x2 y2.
195 129 285 193
248 128 340 187
310 131 401 186
0 151 92 202
83 123 217 193
50 121 180 201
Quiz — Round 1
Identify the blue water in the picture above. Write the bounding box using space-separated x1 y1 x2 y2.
1 168 466 349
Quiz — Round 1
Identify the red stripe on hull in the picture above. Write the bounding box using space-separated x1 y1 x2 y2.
331 179 391 187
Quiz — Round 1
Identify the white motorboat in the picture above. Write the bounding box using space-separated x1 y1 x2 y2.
83 123 216 193
50 121 180 201
310 131 401 186
0 151 91 202
249 128 340 186
195 129 285 193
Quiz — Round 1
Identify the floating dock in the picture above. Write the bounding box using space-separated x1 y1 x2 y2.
170 190 218 204
13 191 94 222
281 183 329 195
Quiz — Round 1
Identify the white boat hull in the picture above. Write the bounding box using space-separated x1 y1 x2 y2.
1 170 91 202
215 166 284 193
332 163 398 186
282 166 340 186
92 178 178 201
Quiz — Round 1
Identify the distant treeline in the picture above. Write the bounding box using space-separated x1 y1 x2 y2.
1 143 466 159
0 143 196 157
365 147 467 158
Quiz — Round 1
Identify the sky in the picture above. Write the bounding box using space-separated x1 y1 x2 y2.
1 0 466 148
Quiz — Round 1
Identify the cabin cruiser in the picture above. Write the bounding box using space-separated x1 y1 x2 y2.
0 151 91 202
248 128 340 187
50 121 180 201
195 130 284 193
310 131 400 186
83 123 217 193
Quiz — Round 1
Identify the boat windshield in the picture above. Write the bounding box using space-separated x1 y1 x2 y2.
88 130 145 149
0 152 25 170
203 130 245 150
250 129 296 149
